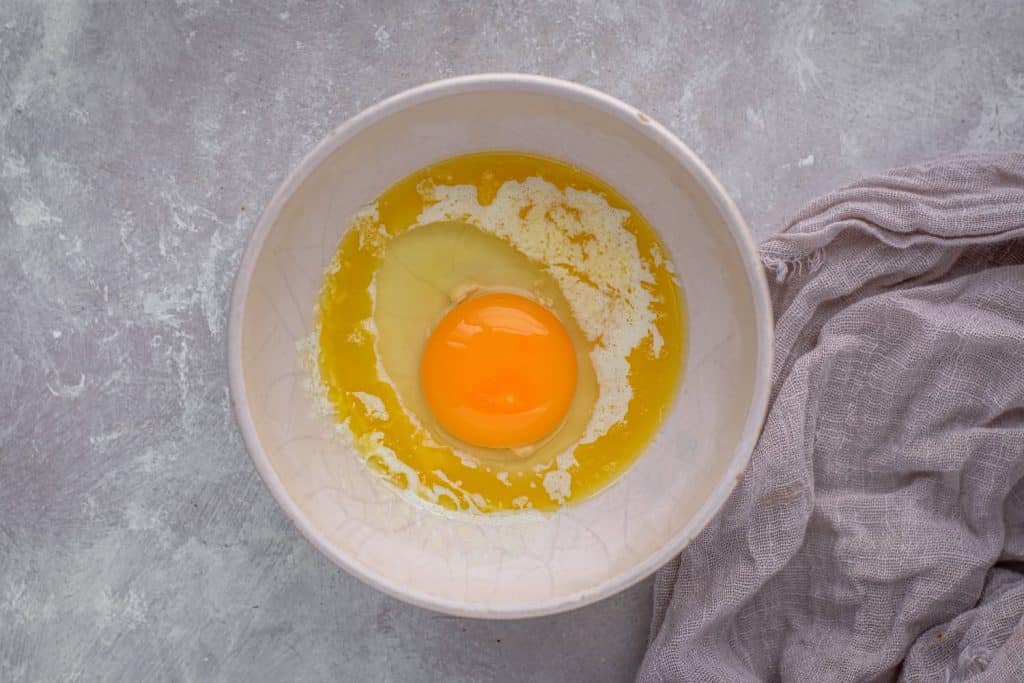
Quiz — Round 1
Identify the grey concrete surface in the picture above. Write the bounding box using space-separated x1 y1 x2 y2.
2 1 1023 680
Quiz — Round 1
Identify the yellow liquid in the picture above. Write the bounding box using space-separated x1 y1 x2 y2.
316 152 686 512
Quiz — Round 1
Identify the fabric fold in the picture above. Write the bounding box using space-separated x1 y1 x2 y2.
639 153 1024 682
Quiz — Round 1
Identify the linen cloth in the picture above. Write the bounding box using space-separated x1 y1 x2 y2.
639 153 1024 682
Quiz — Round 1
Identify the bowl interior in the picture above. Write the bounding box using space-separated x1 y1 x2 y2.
233 79 766 617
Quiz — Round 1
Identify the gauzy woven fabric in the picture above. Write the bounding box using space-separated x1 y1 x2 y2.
639 153 1024 682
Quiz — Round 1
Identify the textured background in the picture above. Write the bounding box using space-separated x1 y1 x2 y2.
2 1 1023 680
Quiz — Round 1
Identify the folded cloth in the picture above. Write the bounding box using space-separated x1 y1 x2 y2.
638 153 1024 682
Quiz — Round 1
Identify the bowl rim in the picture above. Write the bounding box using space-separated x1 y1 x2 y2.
227 73 773 619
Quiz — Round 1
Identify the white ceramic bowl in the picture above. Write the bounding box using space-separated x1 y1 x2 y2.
229 74 772 618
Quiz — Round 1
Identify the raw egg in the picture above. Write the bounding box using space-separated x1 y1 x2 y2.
307 152 686 512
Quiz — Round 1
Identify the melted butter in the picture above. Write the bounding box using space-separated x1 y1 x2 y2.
314 151 686 513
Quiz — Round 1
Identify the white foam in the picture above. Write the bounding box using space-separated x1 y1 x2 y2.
542 469 572 504
349 391 389 421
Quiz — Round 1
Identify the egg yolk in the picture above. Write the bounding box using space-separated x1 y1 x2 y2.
420 293 578 449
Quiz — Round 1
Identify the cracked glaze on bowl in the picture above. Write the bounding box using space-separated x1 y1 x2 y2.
228 75 772 618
